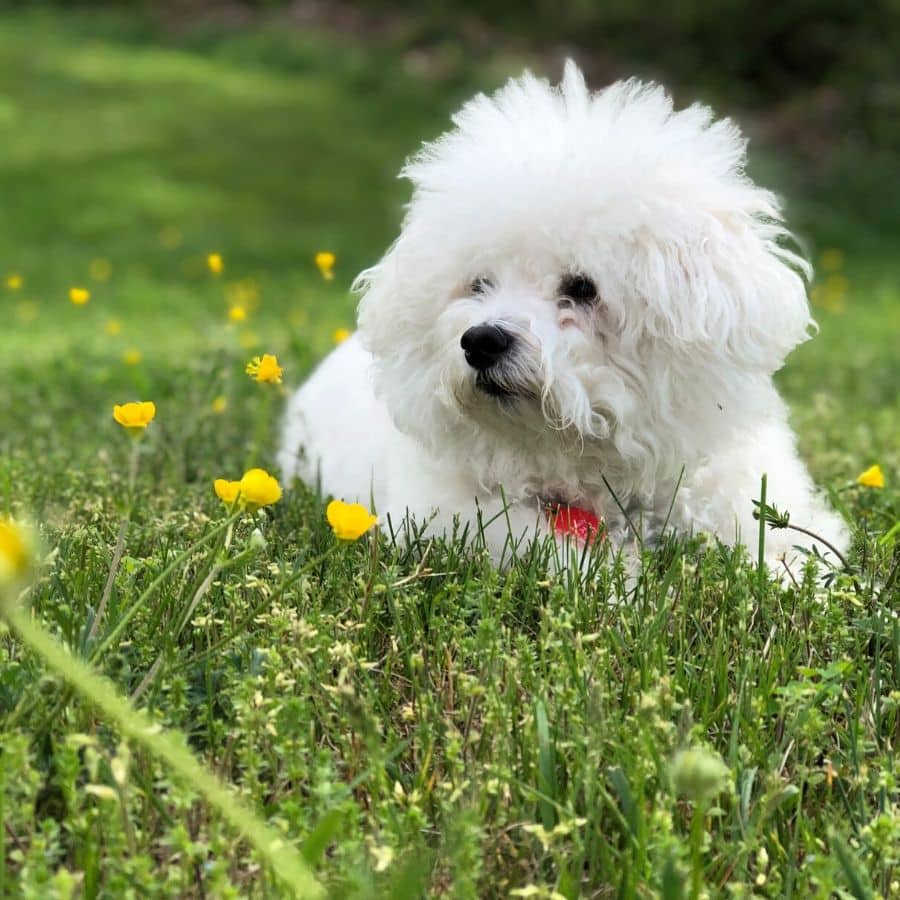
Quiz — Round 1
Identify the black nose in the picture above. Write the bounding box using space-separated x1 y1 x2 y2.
460 324 512 370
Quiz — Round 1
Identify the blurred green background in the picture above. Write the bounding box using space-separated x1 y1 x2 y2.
0 1 897 479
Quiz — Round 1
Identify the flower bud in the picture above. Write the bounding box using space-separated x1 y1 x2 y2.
249 528 267 551
671 746 731 804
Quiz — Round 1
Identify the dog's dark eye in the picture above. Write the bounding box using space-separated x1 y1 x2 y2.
470 276 494 295
560 273 598 304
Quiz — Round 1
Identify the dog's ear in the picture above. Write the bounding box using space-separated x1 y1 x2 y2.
635 208 813 374
354 237 408 360
354 238 456 446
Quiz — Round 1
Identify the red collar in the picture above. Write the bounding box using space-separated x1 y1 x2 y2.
544 502 603 543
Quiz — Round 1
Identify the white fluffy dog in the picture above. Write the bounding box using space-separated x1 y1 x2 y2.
279 62 847 572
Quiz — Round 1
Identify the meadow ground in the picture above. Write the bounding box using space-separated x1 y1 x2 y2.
0 8 898 898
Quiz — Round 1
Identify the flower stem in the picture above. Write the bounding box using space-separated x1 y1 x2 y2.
247 388 275 469
130 554 226 704
88 440 141 641
779 521 851 572
19 515 243 738
88 517 128 642
166 546 339 674
757 474 767 602
5 605 322 899
689 802 706 899
132 542 338 702
90 513 241 663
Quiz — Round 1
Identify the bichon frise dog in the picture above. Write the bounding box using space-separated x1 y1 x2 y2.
279 62 847 572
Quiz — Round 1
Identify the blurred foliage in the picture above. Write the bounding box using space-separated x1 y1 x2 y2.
21 2 900 101
249 1 900 128
13 2 900 152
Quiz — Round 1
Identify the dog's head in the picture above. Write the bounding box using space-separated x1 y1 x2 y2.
356 63 812 488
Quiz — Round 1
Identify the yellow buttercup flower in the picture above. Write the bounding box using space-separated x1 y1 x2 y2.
207 253 224 275
90 258 113 282
239 468 282 510
857 464 885 489
6 273 23 291
214 479 241 505
0 517 33 586
245 354 283 384
123 349 142 366
113 401 156 435
211 395 228 414
326 500 378 541
819 248 844 272
69 287 90 306
825 274 849 296
225 278 260 309
213 469 281 512
315 251 336 281
811 273 850 314
105 318 123 336
333 328 351 345
228 305 247 322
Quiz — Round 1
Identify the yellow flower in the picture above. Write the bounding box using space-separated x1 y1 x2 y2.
123 349 142 366
326 499 378 541
245 353 283 384
6 273 23 291
315 251 336 281
228 305 247 322
69 287 90 306
825 274 849 296
213 469 281 512
333 328 351 345
225 278 260 308
113 401 156 434
857 464 885 489
819 248 844 272
0 517 33 586
211 395 228 414
811 273 850 313
105 318 123 336
90 258 113 282
214 479 241 505
238 468 282 511
207 253 224 275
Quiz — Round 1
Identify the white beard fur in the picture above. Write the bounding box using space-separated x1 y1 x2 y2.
278 63 848 574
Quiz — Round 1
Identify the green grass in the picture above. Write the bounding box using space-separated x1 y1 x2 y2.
1 8 898 899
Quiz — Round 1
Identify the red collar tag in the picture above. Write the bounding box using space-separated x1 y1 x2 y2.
546 504 602 543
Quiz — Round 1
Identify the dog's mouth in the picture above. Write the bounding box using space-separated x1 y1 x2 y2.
475 372 533 401
475 373 514 399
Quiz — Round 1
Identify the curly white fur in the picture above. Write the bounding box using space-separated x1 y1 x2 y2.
279 62 848 571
